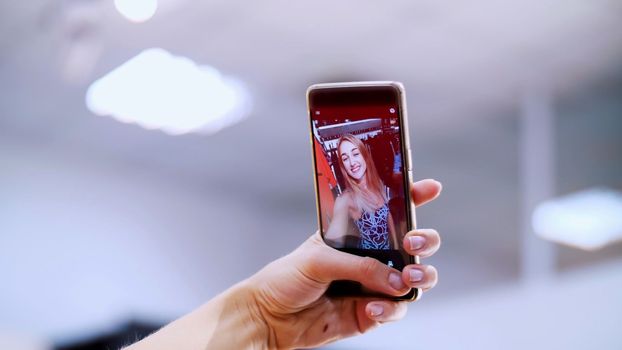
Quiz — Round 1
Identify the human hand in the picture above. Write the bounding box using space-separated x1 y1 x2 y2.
245 179 442 349
124 179 442 350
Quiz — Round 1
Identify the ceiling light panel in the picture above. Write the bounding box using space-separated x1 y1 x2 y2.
85 48 251 135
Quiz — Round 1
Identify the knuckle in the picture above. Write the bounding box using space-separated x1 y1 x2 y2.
296 247 328 277
358 256 381 276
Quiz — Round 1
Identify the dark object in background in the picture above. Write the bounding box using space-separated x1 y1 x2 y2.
55 320 162 350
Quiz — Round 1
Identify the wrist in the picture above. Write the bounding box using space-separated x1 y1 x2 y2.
197 281 270 349
125 281 270 350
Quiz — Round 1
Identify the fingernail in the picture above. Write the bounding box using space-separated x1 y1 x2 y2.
369 303 384 317
409 268 424 282
389 272 405 290
409 235 425 250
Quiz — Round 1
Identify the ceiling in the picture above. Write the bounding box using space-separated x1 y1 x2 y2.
1 0 621 191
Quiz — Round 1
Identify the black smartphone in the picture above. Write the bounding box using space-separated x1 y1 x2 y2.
307 81 419 301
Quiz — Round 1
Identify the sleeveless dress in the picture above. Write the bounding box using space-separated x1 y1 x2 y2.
354 203 390 250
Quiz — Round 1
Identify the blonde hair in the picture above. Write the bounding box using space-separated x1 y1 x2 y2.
336 134 386 214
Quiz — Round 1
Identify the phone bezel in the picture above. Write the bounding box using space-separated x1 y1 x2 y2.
306 81 420 301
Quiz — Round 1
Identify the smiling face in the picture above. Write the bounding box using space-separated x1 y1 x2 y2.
339 140 367 181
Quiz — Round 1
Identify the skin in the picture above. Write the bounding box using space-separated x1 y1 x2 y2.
126 179 442 350
325 140 399 248
340 140 366 180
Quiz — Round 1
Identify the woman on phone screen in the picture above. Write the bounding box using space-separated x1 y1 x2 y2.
325 134 399 250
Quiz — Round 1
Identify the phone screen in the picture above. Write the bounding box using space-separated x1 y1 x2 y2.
308 85 414 283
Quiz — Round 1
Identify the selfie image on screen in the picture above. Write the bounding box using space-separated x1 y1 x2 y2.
311 104 410 262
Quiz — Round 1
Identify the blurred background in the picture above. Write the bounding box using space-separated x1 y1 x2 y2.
1 1 622 349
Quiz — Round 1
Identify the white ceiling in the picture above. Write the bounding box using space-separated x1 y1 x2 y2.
1 0 621 182
3 0 622 120
0 0 620 230
0 0 620 248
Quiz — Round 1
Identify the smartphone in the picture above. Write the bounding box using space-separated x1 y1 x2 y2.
307 81 419 301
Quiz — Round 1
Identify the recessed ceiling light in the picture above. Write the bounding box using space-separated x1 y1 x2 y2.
532 188 622 251
114 0 158 23
85 48 251 135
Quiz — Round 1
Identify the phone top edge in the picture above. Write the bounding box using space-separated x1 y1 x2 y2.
307 81 404 93
307 81 406 110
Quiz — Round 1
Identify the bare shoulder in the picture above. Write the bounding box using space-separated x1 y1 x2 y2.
334 191 352 210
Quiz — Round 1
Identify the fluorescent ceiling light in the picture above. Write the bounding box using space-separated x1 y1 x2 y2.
114 0 158 23
86 48 251 135
532 188 622 251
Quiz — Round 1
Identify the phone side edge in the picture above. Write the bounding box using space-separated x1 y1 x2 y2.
306 86 325 240
391 82 422 301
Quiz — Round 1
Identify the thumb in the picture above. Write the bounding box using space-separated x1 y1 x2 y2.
298 233 409 297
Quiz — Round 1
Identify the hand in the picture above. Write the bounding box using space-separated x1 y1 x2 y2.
124 179 442 350
246 179 442 349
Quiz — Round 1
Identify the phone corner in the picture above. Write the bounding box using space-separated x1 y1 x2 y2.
305 84 320 101
389 81 405 91
411 287 423 301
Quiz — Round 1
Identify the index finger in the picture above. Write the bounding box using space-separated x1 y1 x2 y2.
411 179 442 207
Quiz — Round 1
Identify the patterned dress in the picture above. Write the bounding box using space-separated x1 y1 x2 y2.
354 203 390 250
